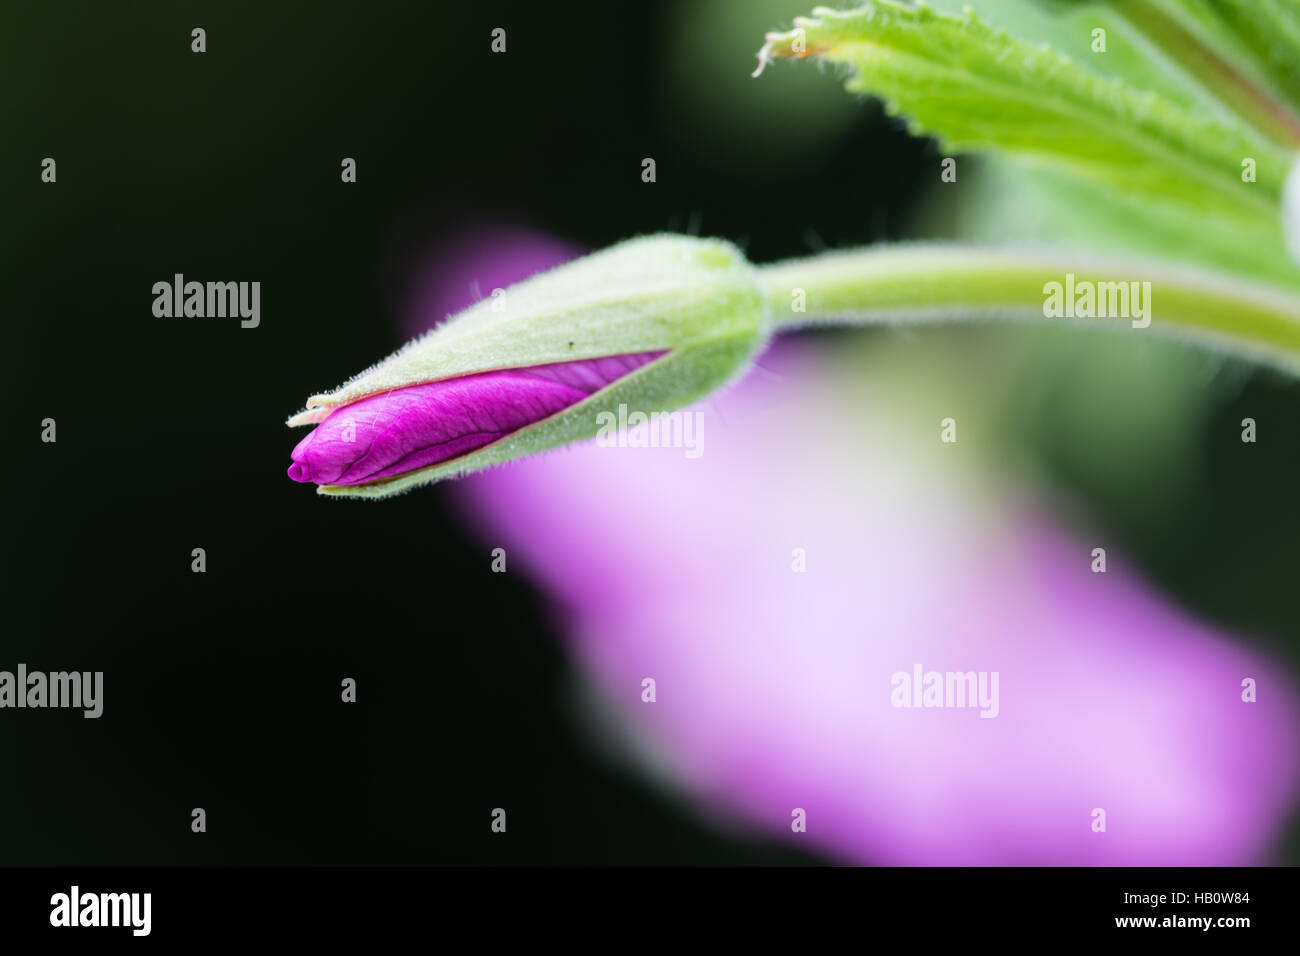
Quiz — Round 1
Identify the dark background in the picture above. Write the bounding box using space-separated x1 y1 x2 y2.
2 0 1297 865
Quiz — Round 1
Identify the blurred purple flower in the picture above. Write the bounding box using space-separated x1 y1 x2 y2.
449 332 1299 866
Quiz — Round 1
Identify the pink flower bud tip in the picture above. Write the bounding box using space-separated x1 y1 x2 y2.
287 351 665 487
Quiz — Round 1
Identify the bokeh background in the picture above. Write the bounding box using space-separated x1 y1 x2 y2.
3 0 1298 864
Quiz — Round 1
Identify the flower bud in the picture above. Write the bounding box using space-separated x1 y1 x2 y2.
286 234 770 497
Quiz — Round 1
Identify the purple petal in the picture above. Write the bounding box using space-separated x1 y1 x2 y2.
288 352 663 486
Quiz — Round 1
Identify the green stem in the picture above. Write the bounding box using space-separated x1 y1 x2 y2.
758 243 1300 373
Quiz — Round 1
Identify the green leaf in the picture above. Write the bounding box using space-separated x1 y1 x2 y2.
923 0 1251 122
913 156 1300 290
1103 0 1300 147
754 1 1291 226
1205 0 1300 112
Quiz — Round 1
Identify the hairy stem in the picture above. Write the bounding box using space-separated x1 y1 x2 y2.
758 243 1300 373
